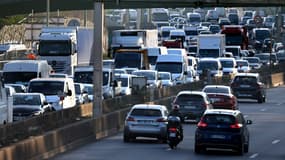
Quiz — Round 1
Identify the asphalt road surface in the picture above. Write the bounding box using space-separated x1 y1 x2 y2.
51 86 285 160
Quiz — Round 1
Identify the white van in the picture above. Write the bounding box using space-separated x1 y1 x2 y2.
155 54 188 84
28 77 76 111
73 66 121 99
3 60 52 86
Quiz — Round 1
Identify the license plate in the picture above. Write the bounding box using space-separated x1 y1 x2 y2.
169 133 176 137
240 85 250 88
238 93 251 97
211 135 225 139
211 98 221 102
184 106 196 109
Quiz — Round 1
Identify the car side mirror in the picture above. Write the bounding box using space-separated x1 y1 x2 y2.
67 90 72 96
246 120 252 125
43 101 48 105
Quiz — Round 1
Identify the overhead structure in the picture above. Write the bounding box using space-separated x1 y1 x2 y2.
0 0 285 17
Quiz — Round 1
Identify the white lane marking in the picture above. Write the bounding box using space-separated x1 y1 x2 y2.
272 139 280 144
250 153 259 159
244 115 248 118
260 108 267 112
276 103 283 106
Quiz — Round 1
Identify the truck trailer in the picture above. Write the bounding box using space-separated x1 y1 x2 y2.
197 34 225 58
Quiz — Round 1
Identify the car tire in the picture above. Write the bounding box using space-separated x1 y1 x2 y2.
262 96 266 103
123 134 130 143
257 96 263 103
194 144 202 154
244 143 249 153
237 143 244 155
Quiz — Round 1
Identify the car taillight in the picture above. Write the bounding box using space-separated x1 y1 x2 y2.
156 118 167 122
168 127 177 132
230 121 243 129
197 121 207 128
126 116 135 122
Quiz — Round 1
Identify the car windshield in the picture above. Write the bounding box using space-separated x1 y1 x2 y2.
198 61 218 70
115 77 128 87
158 73 170 80
13 95 41 106
133 71 155 80
155 62 182 74
237 61 248 66
220 60 234 68
131 109 162 117
28 81 64 96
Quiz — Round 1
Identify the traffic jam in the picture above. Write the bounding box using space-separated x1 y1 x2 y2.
0 6 284 156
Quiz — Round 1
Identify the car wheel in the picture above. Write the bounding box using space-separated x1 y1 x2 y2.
123 134 130 143
244 143 249 153
194 144 202 154
263 96 266 103
237 144 244 155
257 96 263 103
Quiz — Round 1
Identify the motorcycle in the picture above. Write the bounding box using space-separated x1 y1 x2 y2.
167 116 183 149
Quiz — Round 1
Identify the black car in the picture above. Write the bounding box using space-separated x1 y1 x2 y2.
195 109 252 155
230 73 266 103
172 91 213 123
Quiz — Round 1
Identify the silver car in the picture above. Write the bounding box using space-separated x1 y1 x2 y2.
123 104 169 142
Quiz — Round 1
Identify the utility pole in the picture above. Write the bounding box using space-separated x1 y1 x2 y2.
92 1 104 117
46 0 50 26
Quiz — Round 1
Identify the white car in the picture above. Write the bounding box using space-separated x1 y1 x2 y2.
132 70 161 88
236 59 251 73
218 57 238 76
115 74 134 96
158 71 174 87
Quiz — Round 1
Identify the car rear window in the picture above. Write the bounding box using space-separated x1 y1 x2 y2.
175 94 204 103
203 87 228 94
203 114 235 124
234 76 257 84
130 109 162 117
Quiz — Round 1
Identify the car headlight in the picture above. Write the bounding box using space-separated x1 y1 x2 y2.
33 111 42 116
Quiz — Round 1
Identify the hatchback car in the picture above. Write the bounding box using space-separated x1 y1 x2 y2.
172 91 213 122
123 104 169 142
230 73 266 103
202 85 238 110
195 109 252 155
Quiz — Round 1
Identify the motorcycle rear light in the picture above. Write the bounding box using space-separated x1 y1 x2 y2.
168 127 177 132
126 116 135 122
156 118 167 122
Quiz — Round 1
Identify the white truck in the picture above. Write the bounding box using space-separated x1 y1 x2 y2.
111 29 158 57
197 34 225 58
37 27 94 76
0 80 13 124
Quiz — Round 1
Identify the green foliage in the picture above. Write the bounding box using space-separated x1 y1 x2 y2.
0 15 25 29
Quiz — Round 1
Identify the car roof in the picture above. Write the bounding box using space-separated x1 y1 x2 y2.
177 91 207 97
131 104 167 110
235 73 259 77
204 109 241 116
203 85 230 90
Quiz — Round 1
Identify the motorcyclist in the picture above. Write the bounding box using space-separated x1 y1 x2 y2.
168 105 184 141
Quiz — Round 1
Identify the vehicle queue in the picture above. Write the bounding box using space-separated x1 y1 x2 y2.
0 6 284 156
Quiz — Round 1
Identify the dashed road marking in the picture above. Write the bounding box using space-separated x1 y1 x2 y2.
250 153 259 159
260 108 267 112
272 139 280 144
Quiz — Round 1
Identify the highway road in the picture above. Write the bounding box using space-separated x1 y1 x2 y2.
51 86 285 160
